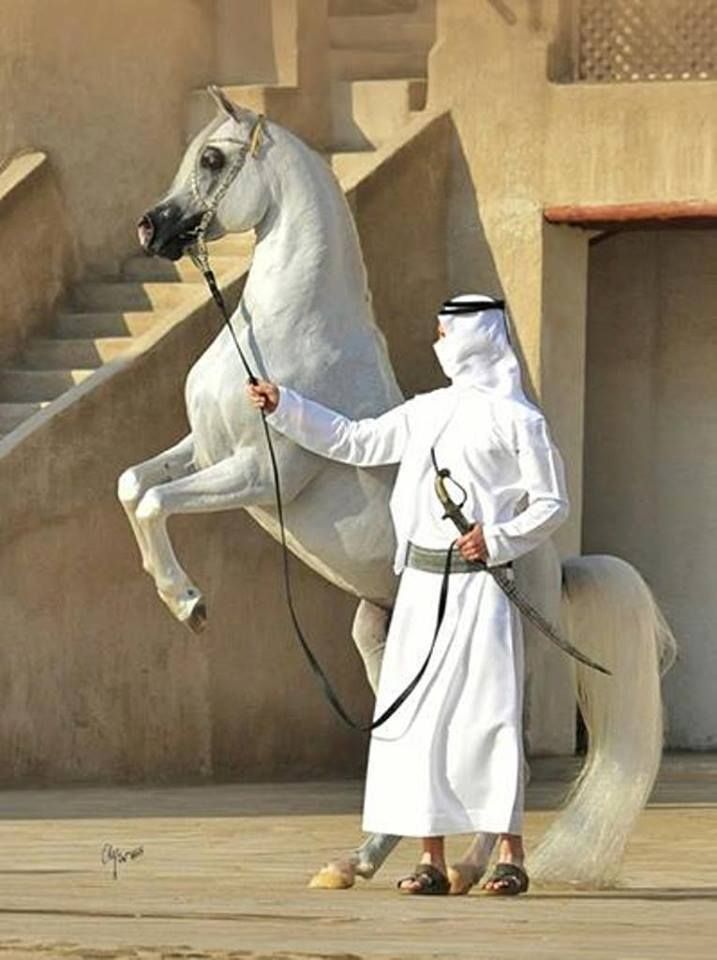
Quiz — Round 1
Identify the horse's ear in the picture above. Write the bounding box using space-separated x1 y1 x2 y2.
207 84 248 122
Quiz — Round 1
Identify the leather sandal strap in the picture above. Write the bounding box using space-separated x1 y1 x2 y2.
485 862 529 894
397 862 450 895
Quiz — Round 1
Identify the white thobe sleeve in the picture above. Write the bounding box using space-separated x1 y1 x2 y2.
265 386 409 466
482 416 569 566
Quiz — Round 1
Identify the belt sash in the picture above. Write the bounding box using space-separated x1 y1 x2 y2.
406 541 512 577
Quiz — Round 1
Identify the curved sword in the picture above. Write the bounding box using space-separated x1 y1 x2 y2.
430 449 611 676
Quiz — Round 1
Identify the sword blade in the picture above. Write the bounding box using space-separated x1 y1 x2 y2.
490 567 612 676
431 456 611 676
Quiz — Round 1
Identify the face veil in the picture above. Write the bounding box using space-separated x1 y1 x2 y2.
433 294 531 408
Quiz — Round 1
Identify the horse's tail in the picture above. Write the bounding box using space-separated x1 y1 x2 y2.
528 555 676 888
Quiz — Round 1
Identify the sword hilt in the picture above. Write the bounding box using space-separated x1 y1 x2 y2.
432 464 474 536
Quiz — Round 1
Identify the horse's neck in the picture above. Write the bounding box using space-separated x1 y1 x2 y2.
242 138 368 337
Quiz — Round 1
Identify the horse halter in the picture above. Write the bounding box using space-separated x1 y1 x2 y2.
186 112 266 385
188 112 266 279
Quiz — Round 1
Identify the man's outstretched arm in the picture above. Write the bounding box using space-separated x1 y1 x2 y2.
247 381 409 467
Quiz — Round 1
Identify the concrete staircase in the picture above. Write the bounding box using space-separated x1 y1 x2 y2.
332 0 433 160
329 1 433 177
0 233 254 440
0 0 433 443
329 1 433 79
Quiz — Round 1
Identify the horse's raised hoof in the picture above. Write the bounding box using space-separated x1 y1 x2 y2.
185 601 208 634
308 859 357 890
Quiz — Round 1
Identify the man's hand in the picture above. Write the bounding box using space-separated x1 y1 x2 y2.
456 524 488 563
246 380 280 414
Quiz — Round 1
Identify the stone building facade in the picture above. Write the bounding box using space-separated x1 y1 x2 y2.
0 0 714 783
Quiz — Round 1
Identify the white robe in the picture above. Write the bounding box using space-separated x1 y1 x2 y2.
267 381 568 836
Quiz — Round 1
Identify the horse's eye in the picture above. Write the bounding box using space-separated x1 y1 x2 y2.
200 147 225 172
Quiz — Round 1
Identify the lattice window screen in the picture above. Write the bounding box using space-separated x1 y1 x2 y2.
578 0 717 82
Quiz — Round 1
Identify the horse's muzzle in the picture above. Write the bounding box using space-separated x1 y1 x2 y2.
137 214 155 250
137 205 203 261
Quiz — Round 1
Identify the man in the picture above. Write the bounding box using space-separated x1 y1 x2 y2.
247 295 569 895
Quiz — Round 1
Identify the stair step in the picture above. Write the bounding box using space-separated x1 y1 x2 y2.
208 232 256 256
330 77 427 149
71 282 196 312
330 15 433 51
22 338 132 370
0 369 94 402
330 48 427 80
54 311 159 339
122 253 241 283
330 0 420 15
0 402 47 435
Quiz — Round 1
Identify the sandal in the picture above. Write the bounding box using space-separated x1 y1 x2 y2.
483 862 529 896
397 862 451 896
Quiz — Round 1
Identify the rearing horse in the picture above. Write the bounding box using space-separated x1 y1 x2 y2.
119 87 675 890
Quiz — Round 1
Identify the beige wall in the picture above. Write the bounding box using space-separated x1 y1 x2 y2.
584 230 717 749
0 0 215 273
0 153 76 363
349 113 452 397
545 80 717 205
215 1 284 85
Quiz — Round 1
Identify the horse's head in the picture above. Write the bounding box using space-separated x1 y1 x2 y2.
138 86 269 261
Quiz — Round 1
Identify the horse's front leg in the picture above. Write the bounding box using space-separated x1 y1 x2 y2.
117 434 196 573
133 448 312 631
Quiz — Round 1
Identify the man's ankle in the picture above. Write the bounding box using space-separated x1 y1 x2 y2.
498 834 524 863
419 842 447 874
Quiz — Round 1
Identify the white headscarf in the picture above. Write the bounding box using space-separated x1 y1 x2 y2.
433 294 531 408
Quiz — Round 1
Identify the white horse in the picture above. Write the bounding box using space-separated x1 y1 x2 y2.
119 88 675 889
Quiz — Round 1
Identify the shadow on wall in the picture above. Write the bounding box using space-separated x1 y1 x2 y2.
351 113 539 403
444 119 540 404
349 111 453 398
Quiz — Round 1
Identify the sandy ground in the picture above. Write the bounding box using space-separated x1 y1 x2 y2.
0 755 714 960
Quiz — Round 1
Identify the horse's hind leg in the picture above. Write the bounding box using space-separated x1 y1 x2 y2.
309 598 401 890
351 598 390 692
117 434 196 572
447 833 498 894
309 833 401 889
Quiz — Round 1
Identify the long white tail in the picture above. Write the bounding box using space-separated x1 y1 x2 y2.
528 555 676 887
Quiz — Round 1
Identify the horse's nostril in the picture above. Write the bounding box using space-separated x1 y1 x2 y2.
137 213 155 249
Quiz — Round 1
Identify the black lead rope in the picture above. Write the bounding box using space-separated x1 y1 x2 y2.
199 264 453 732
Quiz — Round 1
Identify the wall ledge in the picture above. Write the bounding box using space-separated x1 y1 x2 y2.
544 200 717 229
0 152 48 210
